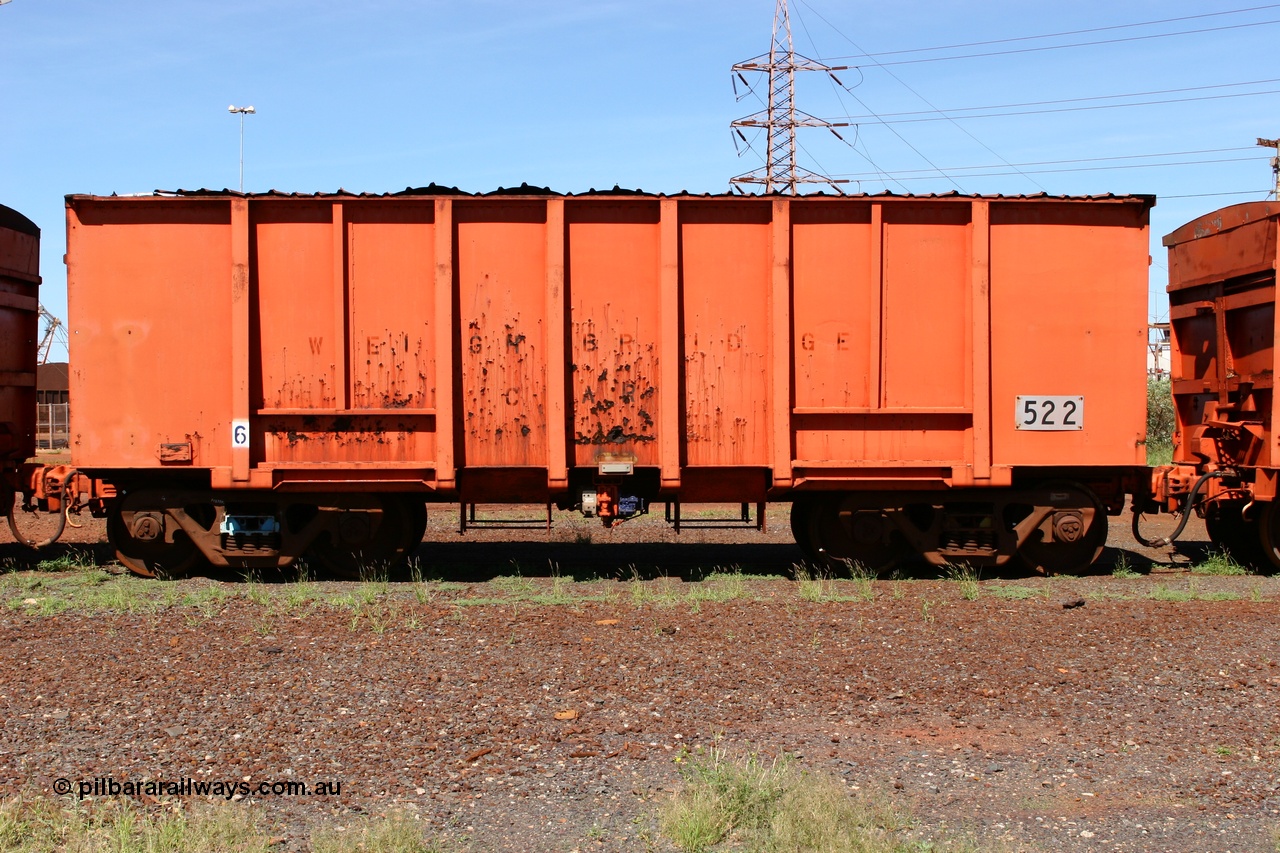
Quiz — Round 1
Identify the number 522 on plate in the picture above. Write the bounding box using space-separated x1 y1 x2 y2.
1015 396 1083 431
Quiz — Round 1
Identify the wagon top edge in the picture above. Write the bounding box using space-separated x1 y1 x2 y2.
1162 200 1280 248
0 203 39 237
64 186 1158 208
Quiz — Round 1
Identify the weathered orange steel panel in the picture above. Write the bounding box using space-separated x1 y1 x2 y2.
456 201 549 468
255 202 339 409
0 204 40 468
989 202 1150 467
258 203 441 467
346 204 436 411
68 201 234 470
792 201 875 409
65 191 1152 499
567 200 662 467
882 203 971 410
681 201 772 467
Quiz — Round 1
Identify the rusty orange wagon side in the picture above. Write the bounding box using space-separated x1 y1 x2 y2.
65 189 1153 577
1154 201 1280 568
0 204 40 523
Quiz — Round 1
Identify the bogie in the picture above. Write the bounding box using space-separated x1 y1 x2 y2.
104 489 427 578
793 481 1108 576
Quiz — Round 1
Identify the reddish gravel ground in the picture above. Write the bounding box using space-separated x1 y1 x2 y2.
1 502 1278 852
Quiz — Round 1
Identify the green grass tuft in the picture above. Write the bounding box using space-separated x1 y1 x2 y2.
1146 441 1174 467
33 548 103 573
311 811 444 853
943 563 981 600
989 585 1049 601
1149 584 1194 602
0 793 275 853
1111 553 1140 579
660 747 969 853
793 564 870 604
1191 549 1250 576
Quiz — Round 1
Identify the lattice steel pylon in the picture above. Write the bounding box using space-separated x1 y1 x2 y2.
730 0 848 195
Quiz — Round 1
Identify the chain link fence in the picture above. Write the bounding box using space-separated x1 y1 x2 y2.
36 402 69 450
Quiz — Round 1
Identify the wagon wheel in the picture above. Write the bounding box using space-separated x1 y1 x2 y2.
805 496 906 576
6 482 67 549
1015 481 1107 576
789 499 816 561
1205 501 1265 570
313 495 423 580
106 500 200 580
401 498 428 560
1253 501 1280 575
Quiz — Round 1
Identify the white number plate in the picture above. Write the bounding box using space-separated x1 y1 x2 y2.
231 419 250 448
1016 396 1083 431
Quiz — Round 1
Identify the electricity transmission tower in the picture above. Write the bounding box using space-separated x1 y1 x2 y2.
1257 136 1280 198
730 0 849 194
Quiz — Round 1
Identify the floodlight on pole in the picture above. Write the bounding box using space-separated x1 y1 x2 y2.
228 105 256 192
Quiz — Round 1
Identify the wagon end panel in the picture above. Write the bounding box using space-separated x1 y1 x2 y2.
1164 203 1280 470
566 200 661 468
989 201 1150 468
1166 201 1280 291
0 206 39 465
67 199 233 470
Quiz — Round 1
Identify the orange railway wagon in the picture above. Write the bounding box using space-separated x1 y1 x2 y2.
0 204 40 520
1156 201 1280 569
65 189 1153 577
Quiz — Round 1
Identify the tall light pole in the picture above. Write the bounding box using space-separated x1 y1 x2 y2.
228 105 255 192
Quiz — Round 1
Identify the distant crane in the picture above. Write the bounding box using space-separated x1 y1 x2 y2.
36 304 67 365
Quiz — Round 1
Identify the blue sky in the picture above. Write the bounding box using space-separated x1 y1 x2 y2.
4 0 1277 361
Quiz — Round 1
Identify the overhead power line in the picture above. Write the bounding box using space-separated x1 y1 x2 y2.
827 147 1256 178
833 4 1280 60
783 5 1279 193
829 155 1261 182
835 79 1280 121
831 86 1280 125
826 18 1280 66
788 4 906 190
795 0 1035 191
1160 190 1272 199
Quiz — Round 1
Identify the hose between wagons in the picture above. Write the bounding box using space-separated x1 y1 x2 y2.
1131 469 1226 548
